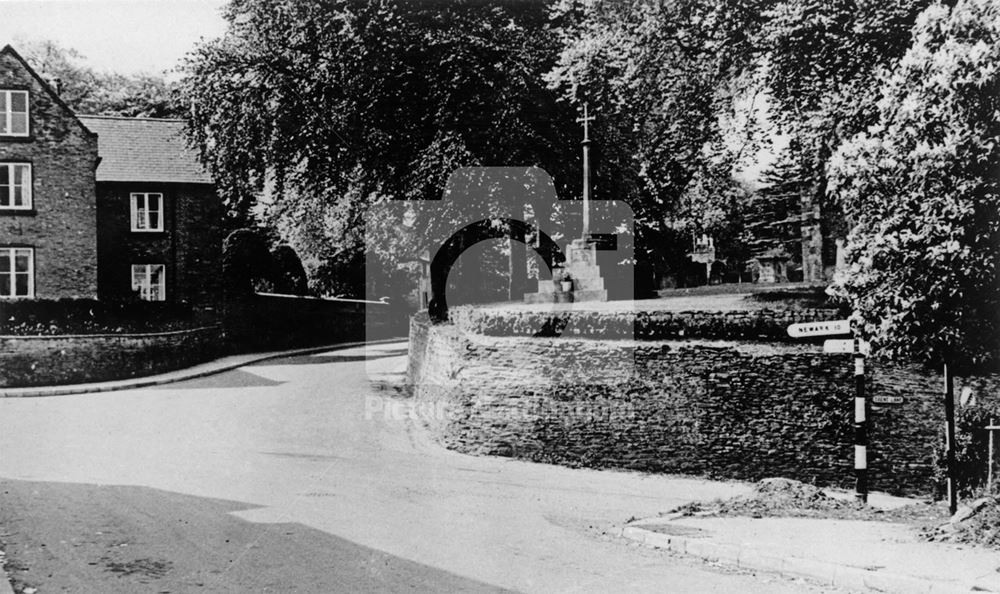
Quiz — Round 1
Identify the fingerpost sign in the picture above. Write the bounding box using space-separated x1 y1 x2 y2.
787 319 870 503
786 320 852 338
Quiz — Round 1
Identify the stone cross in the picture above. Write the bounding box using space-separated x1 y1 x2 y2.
576 103 595 240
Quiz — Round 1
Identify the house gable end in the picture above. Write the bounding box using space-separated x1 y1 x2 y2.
0 44 96 138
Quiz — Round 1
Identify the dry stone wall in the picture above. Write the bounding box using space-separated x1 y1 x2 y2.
0 325 221 387
408 313 1000 496
448 306 844 341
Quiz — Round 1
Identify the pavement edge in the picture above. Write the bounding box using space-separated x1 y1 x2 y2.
0 336 407 398
621 523 990 594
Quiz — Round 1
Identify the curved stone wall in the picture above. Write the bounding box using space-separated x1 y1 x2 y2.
448 305 844 341
0 326 222 388
408 313 1000 496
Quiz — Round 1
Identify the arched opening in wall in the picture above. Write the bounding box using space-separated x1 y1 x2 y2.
429 218 561 323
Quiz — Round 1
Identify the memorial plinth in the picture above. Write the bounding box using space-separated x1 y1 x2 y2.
524 238 608 303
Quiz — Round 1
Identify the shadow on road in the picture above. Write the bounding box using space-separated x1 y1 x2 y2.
0 477 509 593
260 348 410 367
154 368 286 391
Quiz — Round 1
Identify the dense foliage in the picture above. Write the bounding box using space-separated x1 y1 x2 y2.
221 228 273 299
267 245 309 295
743 142 808 262
828 0 1000 371
546 0 762 276
181 0 1000 370
181 0 577 298
0 299 200 335
17 39 185 118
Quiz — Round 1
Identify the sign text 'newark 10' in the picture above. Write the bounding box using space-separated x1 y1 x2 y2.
786 320 852 338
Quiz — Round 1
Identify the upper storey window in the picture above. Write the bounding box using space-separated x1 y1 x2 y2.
130 192 164 232
0 91 29 137
0 163 31 210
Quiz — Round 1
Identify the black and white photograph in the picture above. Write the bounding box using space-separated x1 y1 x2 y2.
1 0 999 591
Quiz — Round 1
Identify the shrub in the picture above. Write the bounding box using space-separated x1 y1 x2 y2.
934 397 1000 499
222 228 272 299
0 298 200 335
269 244 309 295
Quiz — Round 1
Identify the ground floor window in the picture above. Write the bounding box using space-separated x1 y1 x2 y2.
131 264 166 301
0 247 33 298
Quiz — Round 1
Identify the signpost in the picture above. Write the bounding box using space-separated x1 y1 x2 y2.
944 364 958 515
853 340 868 503
824 339 870 356
787 320 851 338
787 319 870 503
986 418 1000 492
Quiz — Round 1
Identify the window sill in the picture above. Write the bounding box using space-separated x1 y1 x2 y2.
0 135 33 143
0 208 35 216
130 229 167 235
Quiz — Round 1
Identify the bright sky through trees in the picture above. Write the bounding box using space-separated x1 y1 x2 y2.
0 0 227 76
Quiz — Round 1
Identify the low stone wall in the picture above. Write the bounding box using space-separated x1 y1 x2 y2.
449 306 844 341
408 314 1000 496
0 325 222 388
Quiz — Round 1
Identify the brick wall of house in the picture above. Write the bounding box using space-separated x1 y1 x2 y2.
96 182 222 308
0 50 99 298
408 313 1000 497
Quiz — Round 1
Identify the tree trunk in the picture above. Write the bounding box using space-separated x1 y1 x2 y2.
508 231 527 302
800 183 824 282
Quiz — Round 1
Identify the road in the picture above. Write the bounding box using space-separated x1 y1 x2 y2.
0 342 836 593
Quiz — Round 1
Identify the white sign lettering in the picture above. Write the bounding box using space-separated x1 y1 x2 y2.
787 320 852 338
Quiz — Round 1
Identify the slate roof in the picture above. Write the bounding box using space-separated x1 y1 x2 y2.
77 115 213 184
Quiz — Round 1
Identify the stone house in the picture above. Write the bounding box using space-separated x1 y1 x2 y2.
0 44 221 306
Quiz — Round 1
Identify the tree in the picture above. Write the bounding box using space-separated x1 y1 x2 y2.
16 38 185 118
762 0 935 150
828 0 1000 373
756 0 936 278
222 228 272 299
546 0 763 276
744 140 810 263
181 0 576 299
269 245 309 295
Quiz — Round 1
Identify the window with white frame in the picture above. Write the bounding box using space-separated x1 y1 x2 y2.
0 247 34 298
130 193 164 232
0 90 29 137
0 163 32 210
131 264 166 301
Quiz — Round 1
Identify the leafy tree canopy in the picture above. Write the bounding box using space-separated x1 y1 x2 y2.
182 0 576 292
828 0 1000 372
17 38 185 118
546 0 764 262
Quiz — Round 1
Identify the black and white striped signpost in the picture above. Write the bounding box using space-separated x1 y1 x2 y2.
788 320 871 503
852 339 869 503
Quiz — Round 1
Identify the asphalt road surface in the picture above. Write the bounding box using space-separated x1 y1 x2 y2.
0 342 839 593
